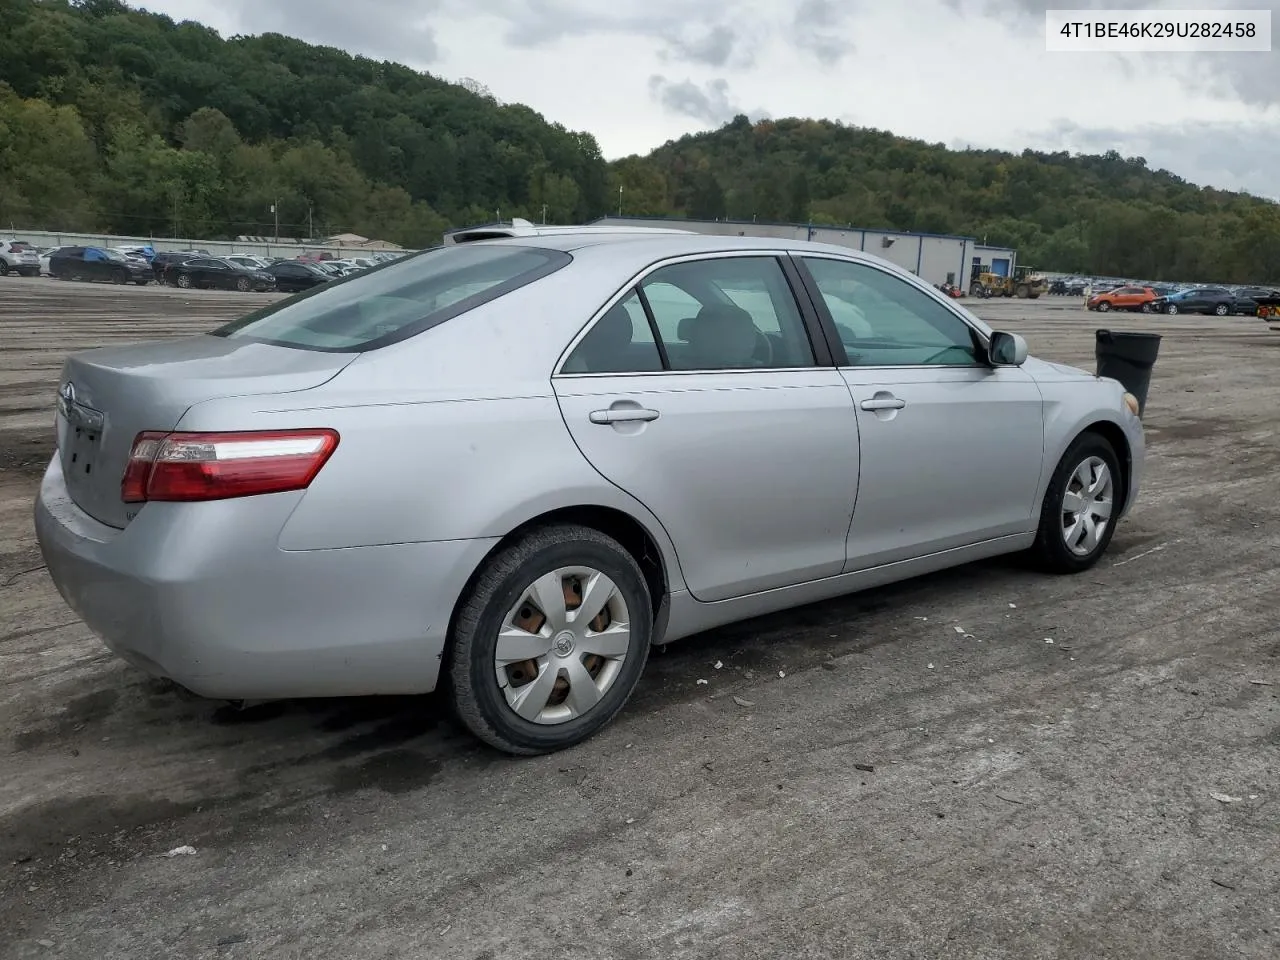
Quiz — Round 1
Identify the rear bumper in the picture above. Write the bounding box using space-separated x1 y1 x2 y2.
34 457 497 700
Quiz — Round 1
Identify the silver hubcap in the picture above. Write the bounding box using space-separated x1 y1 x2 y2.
495 567 631 725
1061 456 1114 556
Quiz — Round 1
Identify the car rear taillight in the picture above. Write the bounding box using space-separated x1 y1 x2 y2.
121 429 339 503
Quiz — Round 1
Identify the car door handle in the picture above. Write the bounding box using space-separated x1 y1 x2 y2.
860 396 906 411
589 407 660 424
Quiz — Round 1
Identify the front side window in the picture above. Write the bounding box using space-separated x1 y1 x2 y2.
213 244 570 352
802 257 981 367
640 257 815 370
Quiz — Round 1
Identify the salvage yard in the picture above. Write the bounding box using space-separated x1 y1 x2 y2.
1 280 1278 959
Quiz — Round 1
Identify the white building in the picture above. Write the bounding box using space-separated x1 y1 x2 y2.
586 216 1005 289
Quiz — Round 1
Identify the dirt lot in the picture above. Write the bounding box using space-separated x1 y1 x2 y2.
1 278 1278 960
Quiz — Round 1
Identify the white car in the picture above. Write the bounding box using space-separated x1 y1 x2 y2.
0 240 41 276
226 255 273 271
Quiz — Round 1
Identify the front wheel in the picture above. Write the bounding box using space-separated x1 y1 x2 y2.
176 273 191 289
1097 301 1111 312
1140 302 1152 313
236 276 251 292
448 525 653 755
1214 303 1229 316
1165 303 1178 315
1030 433 1121 573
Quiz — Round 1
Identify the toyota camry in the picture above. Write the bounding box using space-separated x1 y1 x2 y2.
36 223 1145 755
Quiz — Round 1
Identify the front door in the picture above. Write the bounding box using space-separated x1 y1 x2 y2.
796 254 1046 571
553 254 860 603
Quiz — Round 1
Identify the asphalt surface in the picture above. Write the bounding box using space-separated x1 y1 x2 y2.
1 277 1278 960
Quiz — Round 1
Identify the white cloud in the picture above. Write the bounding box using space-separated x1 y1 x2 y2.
140 0 1280 196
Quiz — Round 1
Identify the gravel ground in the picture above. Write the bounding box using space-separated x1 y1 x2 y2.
1 277 1278 960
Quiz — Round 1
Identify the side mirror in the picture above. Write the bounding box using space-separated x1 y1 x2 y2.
988 330 1028 366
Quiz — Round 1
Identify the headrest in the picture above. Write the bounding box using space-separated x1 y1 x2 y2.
586 302 635 351
685 303 758 365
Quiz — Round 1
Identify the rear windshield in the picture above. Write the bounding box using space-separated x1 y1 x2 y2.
211 244 569 352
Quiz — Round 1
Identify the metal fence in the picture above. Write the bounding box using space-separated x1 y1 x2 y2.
5 229 414 261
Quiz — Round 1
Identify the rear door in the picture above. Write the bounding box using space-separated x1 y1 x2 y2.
794 254 1045 571
553 253 859 603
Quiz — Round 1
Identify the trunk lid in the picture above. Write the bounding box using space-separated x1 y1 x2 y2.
55 335 356 528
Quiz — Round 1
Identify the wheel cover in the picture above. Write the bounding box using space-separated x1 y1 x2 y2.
1061 456 1114 557
495 566 631 725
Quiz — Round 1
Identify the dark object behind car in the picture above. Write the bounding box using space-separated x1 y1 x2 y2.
49 247 152 285
266 260 332 293
168 257 276 292
1232 287 1280 315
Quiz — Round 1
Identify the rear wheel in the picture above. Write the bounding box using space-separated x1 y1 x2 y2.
236 276 251 292
0 262 10 277
1015 283 1030 298
1140 302 1152 313
113 269 128 284
1214 303 1229 316
1165 303 1178 315
448 525 653 755
1030 433 1121 573
176 273 191 289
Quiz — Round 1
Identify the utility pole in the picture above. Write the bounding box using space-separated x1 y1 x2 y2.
307 202 313 241
542 203 548 225
618 185 623 218
272 200 280 243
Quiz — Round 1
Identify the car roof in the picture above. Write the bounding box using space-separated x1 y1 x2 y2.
449 229 916 264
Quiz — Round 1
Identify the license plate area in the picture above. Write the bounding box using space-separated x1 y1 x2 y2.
65 423 102 477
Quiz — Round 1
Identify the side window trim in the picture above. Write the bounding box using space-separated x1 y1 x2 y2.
555 250 831 377
791 253 993 370
634 285 671 370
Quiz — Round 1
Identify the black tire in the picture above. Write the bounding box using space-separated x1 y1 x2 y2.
0 262 9 277
448 524 653 756
969 283 983 297
1015 283 1030 299
176 273 191 289
1029 432 1122 574
1097 300 1111 312
1165 303 1178 315
236 276 250 292
1140 302 1152 313
135 278 149 285
112 269 128 284
1214 303 1229 316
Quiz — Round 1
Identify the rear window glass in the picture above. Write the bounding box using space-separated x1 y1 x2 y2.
212 244 570 352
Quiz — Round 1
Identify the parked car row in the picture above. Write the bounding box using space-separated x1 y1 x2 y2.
1085 283 1280 316
3 241 404 293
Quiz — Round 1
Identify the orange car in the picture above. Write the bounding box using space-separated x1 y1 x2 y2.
1087 285 1158 313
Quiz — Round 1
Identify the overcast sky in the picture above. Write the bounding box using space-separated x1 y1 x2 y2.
142 0 1280 199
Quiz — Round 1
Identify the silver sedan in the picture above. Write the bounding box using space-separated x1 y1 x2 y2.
35 225 1145 755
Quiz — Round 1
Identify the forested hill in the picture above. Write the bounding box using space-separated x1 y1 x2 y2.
1 1 1276 280
0 0 608 246
612 116 1280 283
